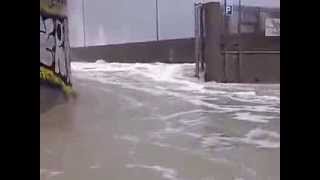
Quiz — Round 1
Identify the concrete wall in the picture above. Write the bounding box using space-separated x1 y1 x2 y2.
40 0 73 111
200 2 280 83
71 38 195 63
224 54 239 82
203 2 224 82
239 53 279 83
221 35 280 83
40 0 72 87
224 53 280 83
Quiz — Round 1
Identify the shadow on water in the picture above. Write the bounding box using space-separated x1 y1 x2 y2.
40 84 68 114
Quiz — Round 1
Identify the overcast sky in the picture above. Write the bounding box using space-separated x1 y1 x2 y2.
68 0 279 47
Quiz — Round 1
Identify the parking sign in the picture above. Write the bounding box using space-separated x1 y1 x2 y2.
225 5 233 16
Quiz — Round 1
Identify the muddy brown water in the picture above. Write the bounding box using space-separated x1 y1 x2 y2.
40 62 280 180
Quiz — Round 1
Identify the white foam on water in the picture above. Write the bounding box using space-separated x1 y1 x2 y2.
178 117 207 127
120 95 144 107
72 61 280 151
91 74 277 114
71 62 279 114
199 128 280 150
164 126 184 134
90 163 101 169
160 109 208 120
227 93 279 105
151 142 172 148
114 135 141 144
40 168 64 178
148 113 207 142
233 91 256 96
46 170 64 178
73 81 276 117
126 164 180 180
95 59 107 64
201 133 235 150
241 128 280 148
202 136 232 148
185 132 203 138
233 112 277 123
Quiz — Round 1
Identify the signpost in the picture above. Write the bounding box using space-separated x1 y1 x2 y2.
225 0 233 16
225 5 232 16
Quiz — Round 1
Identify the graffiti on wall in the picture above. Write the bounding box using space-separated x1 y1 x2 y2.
40 14 71 84
40 0 72 94
40 0 67 16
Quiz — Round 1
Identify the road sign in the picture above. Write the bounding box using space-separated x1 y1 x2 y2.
225 5 233 16
225 0 233 16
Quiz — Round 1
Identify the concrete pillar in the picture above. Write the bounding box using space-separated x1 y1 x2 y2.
203 2 224 82
40 0 72 93
40 0 73 112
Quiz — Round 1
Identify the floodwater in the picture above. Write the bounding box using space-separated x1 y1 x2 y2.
40 61 280 180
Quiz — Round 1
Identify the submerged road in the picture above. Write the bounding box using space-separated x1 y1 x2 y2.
40 61 280 180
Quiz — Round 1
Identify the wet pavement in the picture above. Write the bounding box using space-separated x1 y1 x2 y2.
40 61 280 180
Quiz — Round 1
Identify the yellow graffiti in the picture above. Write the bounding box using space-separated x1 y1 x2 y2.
40 66 75 97
40 0 67 16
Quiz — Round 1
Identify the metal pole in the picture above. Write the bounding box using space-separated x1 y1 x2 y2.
238 0 242 82
155 0 159 41
238 0 241 34
194 3 199 78
82 0 87 47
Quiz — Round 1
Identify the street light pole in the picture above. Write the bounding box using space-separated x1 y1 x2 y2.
82 0 87 47
155 0 159 41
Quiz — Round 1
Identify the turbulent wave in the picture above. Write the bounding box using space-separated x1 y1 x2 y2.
72 60 279 114
72 60 280 151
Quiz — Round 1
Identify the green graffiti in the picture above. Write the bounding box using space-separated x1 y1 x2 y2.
40 0 67 16
40 66 75 97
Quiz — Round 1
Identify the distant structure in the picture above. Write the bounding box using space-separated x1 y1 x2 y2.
195 1 280 83
40 0 73 112
71 0 279 83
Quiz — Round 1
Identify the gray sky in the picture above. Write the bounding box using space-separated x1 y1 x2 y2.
68 0 279 47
